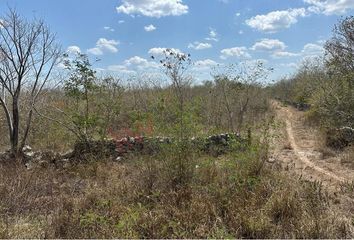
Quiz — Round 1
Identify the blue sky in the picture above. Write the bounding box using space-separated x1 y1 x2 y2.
1 0 353 83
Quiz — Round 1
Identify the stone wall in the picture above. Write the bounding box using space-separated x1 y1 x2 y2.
0 132 248 169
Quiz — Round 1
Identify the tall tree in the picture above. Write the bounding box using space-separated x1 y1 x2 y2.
325 16 354 80
0 9 60 156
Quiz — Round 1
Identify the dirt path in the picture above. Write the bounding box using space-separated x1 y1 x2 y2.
271 101 354 190
285 117 346 183
271 101 354 234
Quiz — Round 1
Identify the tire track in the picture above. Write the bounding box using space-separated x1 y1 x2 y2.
284 117 346 183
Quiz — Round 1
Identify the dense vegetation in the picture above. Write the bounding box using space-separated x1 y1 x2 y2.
0 10 353 239
272 16 354 132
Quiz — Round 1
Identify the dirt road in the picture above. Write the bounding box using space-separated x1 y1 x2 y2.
271 101 354 190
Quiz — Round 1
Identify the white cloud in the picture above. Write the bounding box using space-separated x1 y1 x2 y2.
305 0 354 15
245 8 307 33
209 29 217 38
124 56 159 69
148 47 182 56
104 26 115 32
251 38 287 51
301 43 324 55
188 41 212 50
273 42 324 58
144 24 156 32
245 0 353 35
272 51 299 58
118 20 125 24
87 38 119 55
279 62 299 68
66 45 81 54
195 59 218 66
87 48 103 55
301 54 323 63
316 39 326 45
235 12 241 17
124 56 148 66
242 59 269 65
107 65 136 74
251 39 302 58
194 59 218 68
116 0 188 18
238 30 244 35
106 55 160 75
220 47 251 59
97 38 119 52
205 28 219 42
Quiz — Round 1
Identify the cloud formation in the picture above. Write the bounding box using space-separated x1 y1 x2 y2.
87 38 119 55
246 8 307 33
246 1 354 33
67 45 81 54
116 0 188 18
144 24 156 32
124 56 159 69
148 47 182 56
251 38 287 51
188 41 212 50
305 0 354 15
205 28 219 42
104 26 115 32
301 43 324 55
220 47 251 59
107 64 136 74
194 59 218 68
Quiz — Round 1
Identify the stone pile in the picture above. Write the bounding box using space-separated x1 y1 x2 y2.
326 127 354 149
0 145 62 169
0 132 247 169
112 132 246 156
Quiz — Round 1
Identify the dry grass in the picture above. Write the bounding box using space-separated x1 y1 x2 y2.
282 141 293 150
314 132 337 159
0 142 351 239
341 145 354 168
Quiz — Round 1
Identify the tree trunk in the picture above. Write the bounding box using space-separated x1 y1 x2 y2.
20 107 34 151
11 97 20 156
0 99 14 150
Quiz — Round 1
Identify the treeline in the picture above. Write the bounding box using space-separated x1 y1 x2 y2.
272 16 354 132
24 57 271 151
0 9 271 153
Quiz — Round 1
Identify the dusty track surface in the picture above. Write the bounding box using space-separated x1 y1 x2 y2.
271 101 354 234
271 101 354 190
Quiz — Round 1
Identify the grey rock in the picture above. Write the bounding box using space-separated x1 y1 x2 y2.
22 145 32 153
25 151 35 158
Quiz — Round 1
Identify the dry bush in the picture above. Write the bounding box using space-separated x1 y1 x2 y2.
282 142 293 150
0 164 58 238
341 145 354 168
312 131 337 159
0 137 352 238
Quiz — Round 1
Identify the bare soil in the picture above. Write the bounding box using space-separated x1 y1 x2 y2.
271 101 354 187
270 101 354 233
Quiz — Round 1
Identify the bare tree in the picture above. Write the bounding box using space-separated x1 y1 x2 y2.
153 49 192 140
212 61 271 132
0 9 60 156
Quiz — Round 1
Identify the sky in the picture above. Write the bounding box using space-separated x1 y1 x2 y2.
0 0 353 83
